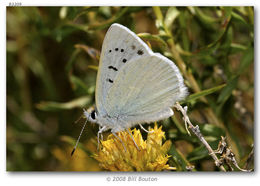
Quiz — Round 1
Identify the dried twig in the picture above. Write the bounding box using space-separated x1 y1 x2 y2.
174 102 226 172
244 145 254 170
214 136 252 172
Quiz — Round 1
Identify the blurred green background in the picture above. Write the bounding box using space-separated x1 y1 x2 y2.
6 7 254 171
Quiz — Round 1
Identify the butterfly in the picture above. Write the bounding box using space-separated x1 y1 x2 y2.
71 23 187 155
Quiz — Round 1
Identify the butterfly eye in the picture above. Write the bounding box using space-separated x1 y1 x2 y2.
91 110 96 120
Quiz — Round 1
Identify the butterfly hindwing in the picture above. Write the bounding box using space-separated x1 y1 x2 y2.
104 53 187 127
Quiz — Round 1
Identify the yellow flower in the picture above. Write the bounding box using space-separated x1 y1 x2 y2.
94 124 172 171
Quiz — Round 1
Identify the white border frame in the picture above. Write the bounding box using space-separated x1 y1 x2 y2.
1 1 258 186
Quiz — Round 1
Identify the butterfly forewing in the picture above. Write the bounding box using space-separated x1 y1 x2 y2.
95 24 151 115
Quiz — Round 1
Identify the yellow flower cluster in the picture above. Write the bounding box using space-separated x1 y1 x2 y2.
94 124 172 171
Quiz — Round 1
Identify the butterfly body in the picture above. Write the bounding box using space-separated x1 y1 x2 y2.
85 110 126 133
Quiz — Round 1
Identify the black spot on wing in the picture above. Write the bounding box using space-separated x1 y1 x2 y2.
137 50 143 55
108 66 118 71
107 78 113 83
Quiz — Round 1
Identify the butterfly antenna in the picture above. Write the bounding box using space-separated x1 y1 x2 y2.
73 114 83 125
71 119 88 156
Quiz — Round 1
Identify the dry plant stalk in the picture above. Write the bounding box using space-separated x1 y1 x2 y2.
214 136 252 172
174 102 226 172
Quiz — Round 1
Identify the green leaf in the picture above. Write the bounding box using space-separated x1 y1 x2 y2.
63 22 89 33
168 144 192 171
72 7 99 22
98 7 112 18
178 11 190 51
217 76 238 103
181 84 226 104
231 11 247 24
187 141 219 162
69 75 89 93
194 7 218 25
238 47 254 75
216 46 252 104
88 65 98 71
217 47 252 104
171 116 186 134
165 7 180 28
137 33 168 49
158 33 172 41
65 48 81 73
200 124 226 138
87 7 129 30
36 96 91 111
192 7 232 56
220 25 233 50
64 7 129 32
187 146 208 162
230 43 247 53
246 7 254 25
59 7 68 19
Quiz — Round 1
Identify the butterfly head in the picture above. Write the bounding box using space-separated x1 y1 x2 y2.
83 107 98 123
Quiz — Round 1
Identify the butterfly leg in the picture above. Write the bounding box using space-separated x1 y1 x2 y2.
112 132 127 152
97 126 107 150
126 129 140 151
139 124 154 133
99 126 104 141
